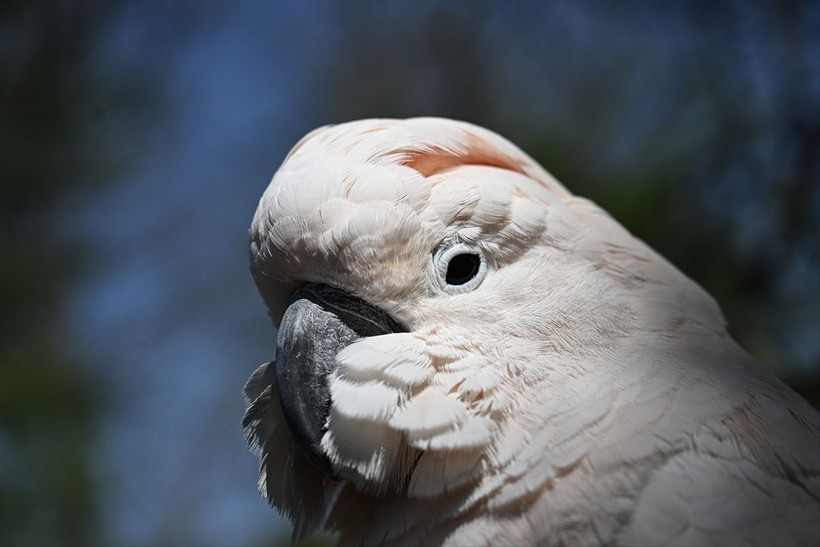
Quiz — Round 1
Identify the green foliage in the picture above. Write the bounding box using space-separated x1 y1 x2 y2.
0 3 140 545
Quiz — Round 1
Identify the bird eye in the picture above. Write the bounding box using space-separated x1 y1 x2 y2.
433 243 487 293
446 253 481 285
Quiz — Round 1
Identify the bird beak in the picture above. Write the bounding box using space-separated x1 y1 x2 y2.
275 283 407 477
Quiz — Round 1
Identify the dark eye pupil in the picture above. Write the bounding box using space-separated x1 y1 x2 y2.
446 253 481 285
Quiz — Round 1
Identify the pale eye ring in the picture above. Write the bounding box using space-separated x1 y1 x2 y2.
433 243 487 293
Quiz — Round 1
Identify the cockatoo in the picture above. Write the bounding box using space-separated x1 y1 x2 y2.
242 118 820 546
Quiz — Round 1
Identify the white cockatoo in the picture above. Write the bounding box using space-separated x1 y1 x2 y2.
243 118 820 546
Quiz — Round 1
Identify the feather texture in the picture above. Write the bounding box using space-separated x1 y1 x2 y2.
245 117 820 546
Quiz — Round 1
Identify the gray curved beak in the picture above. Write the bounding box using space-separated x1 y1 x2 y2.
274 283 406 477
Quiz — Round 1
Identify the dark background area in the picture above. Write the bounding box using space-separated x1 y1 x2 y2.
1 1 818 546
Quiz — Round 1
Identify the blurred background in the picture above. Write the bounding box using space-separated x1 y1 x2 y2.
1 1 818 546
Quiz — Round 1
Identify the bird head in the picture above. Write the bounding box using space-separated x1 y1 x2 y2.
244 118 727 539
